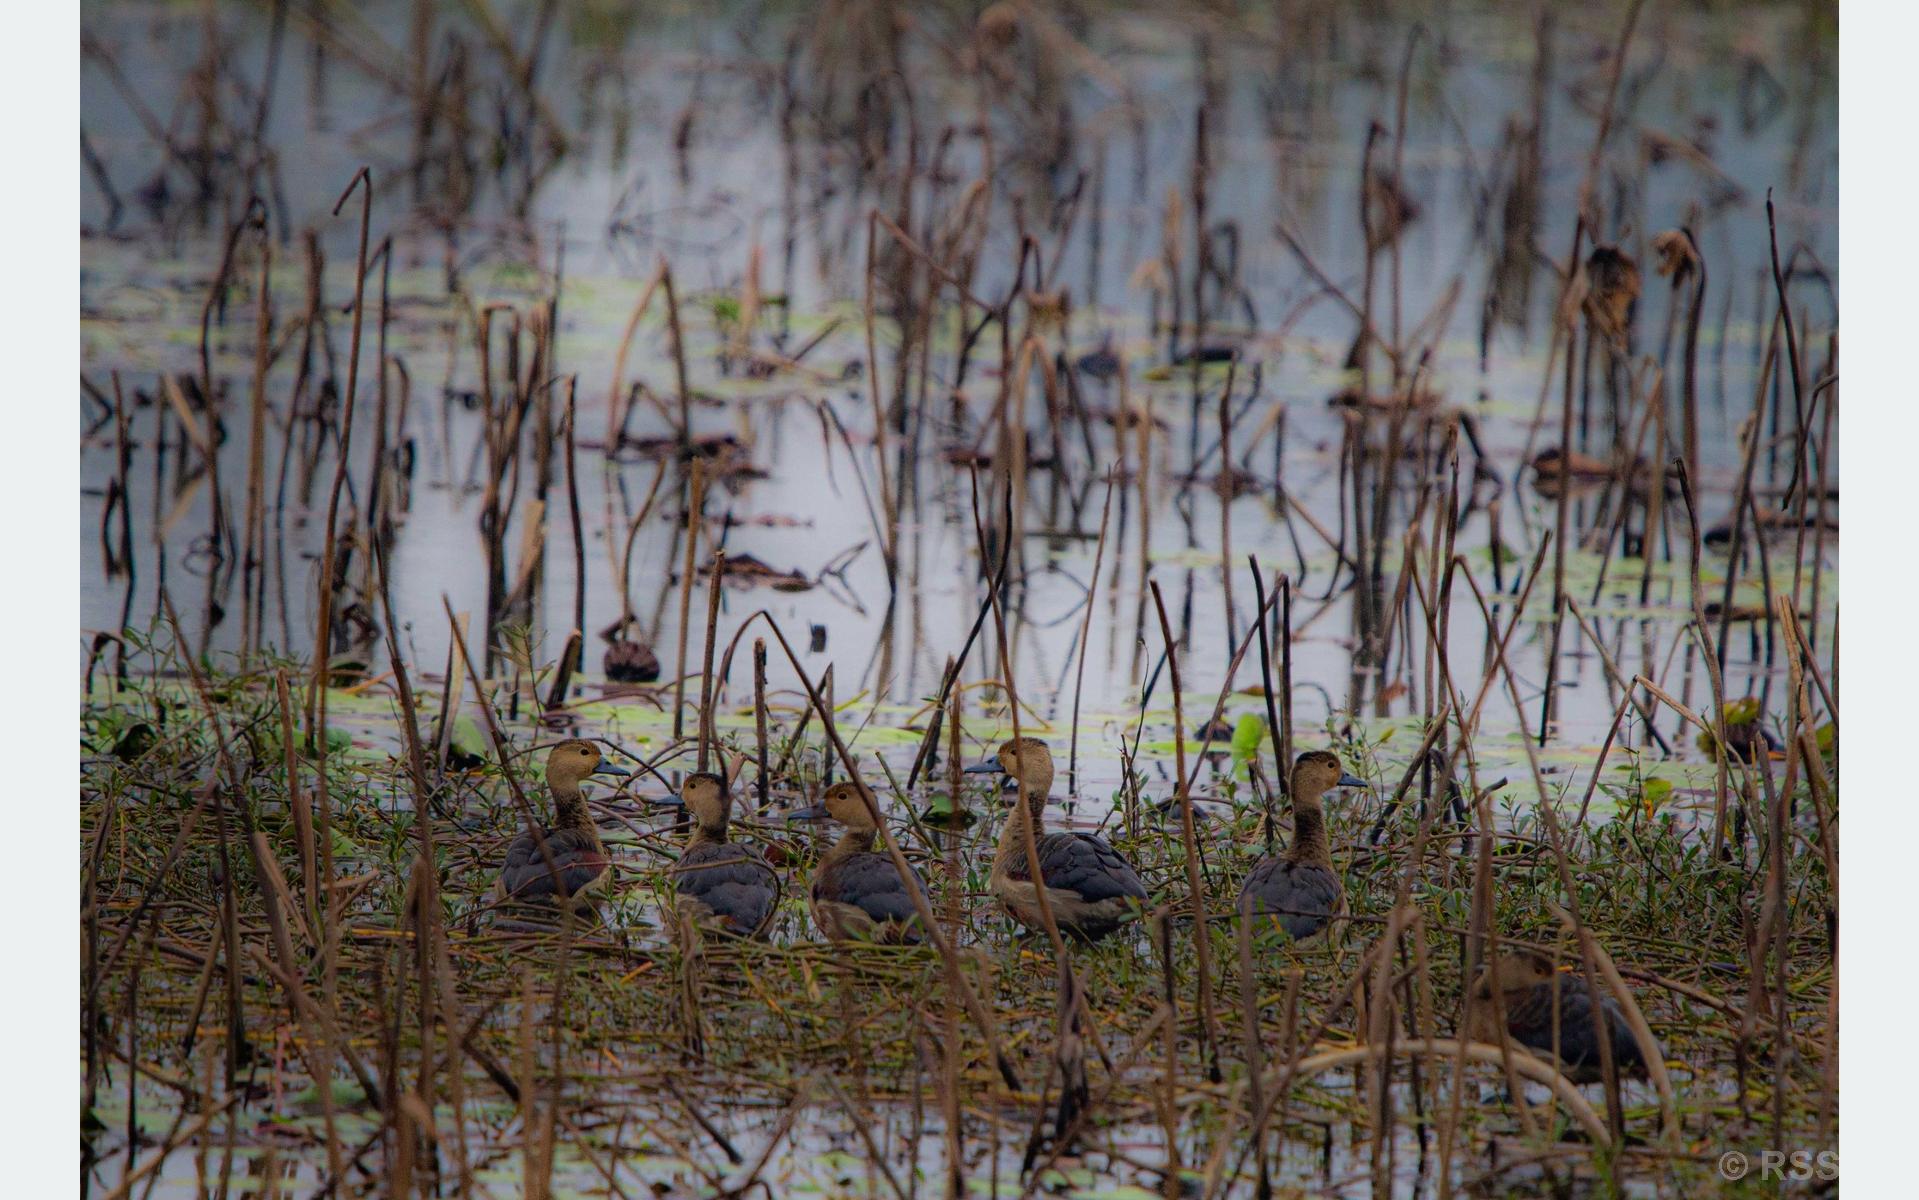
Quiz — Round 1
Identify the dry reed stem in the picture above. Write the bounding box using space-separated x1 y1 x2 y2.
672 459 706 743
1148 580 1220 1083
604 261 667 446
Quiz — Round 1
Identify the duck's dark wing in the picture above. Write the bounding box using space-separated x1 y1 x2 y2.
816 852 928 939
675 843 779 936
1238 857 1340 940
1011 832 1149 902
1505 978 1646 1081
499 828 608 901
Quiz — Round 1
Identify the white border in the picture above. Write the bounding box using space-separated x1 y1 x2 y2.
37 0 1876 1192
14 1 81 1194
1840 0 1891 1189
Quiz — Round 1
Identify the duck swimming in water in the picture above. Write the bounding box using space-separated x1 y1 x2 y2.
791 780 929 944
1466 949 1651 1083
669 771 779 938
967 737 1148 942
1237 750 1367 941
495 739 631 910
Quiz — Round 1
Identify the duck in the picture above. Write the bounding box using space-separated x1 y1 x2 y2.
1466 949 1651 1083
1237 750 1368 941
966 736 1148 942
790 780 929 944
494 739 631 910
667 771 779 938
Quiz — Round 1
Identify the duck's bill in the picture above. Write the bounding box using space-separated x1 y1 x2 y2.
593 762 634 777
785 803 830 822
1336 771 1369 788
963 761 1003 775
644 794 684 807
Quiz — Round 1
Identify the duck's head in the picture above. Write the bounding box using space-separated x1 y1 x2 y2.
681 771 731 834
1471 949 1557 1000
788 779 880 833
823 779 880 831
1289 750 1367 799
964 736 1055 798
546 739 631 790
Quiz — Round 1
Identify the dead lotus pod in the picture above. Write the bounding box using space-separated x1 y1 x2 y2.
1581 245 1641 341
604 639 661 684
1651 229 1699 281
1365 170 1420 252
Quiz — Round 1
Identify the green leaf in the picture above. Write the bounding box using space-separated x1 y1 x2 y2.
1230 713 1267 761
452 715 487 758
1640 777 1673 818
291 1078 369 1109
1695 698 1765 756
919 792 979 827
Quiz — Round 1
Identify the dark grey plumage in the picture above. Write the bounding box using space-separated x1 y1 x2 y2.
814 852 929 941
675 842 778 937
1011 832 1149 904
498 828 609 903
495 739 629 911
1238 857 1341 941
980 738 1150 941
1500 976 1646 1083
1235 750 1367 943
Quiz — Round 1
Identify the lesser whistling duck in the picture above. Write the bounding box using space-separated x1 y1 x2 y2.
494 739 631 910
668 771 779 938
1466 950 1651 1084
791 780 929 944
967 737 1148 942
1238 750 1367 941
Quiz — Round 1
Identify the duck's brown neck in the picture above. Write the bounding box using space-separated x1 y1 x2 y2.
823 825 875 867
992 788 1048 875
550 780 596 835
1285 788 1332 868
688 821 729 849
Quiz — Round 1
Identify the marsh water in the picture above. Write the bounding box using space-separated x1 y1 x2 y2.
82 0 1837 751
81 1 1838 1196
